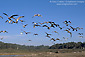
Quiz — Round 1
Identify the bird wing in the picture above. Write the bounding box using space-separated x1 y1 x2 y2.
0 16 3 19
3 13 8 16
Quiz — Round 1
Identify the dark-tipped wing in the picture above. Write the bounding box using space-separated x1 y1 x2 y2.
10 15 18 18
3 13 8 16
0 16 3 19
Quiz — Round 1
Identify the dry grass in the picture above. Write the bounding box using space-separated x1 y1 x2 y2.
0 51 85 57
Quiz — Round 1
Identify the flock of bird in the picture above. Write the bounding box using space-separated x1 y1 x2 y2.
32 20 83 41
0 13 84 43
3 13 24 24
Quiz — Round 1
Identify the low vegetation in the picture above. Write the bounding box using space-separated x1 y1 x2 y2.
0 41 85 53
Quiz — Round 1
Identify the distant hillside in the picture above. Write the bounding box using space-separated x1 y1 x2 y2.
0 41 85 50
0 41 49 50
49 42 85 49
0 41 85 53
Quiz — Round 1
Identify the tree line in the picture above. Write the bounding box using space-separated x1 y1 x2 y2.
49 42 85 49
0 41 85 50
0 41 49 50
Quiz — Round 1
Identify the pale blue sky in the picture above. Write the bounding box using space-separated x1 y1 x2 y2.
0 0 85 46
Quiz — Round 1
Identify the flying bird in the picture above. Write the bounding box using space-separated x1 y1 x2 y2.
64 29 72 37
20 20 25 22
3 13 8 16
28 40 32 41
79 36 83 38
11 21 16 24
38 22 45 25
23 31 31 34
24 31 31 34
59 26 63 30
63 20 71 26
67 28 70 30
46 35 51 38
0 16 3 19
54 24 59 27
50 38 56 41
32 14 42 18
42 25 50 29
33 24 41 28
9 15 18 19
63 37 68 41
33 33 38 35
56 38 60 40
50 38 60 41
32 22 38 24
5 20 9 23
53 31 59 34
77 27 83 30
21 29 31 34
50 24 55 28
5 20 13 24
68 21 71 23
78 33 83 35
45 32 51 36
3 13 18 20
9 20 13 24
0 30 8 33
23 24 28 28
64 20 71 24
15 16 24 23
70 26 77 31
